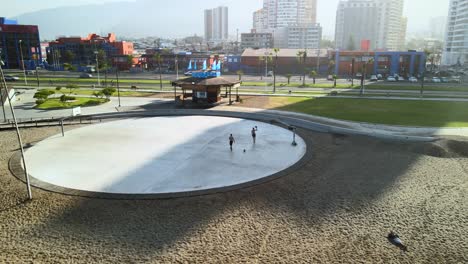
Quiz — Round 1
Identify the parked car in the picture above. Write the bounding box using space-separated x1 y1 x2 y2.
4 75 20 82
356 73 363 78
327 75 334 81
440 77 449 83
369 75 378 81
387 76 397 82
184 71 193 76
432 77 441 83
80 73 93 78
448 77 461 83
377 74 383 80
26 70 36 75
409 77 418 83
267 71 273 77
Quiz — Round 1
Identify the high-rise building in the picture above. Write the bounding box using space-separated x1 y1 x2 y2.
252 0 321 49
0 17 42 69
335 0 405 51
274 24 322 49
263 0 317 28
429 16 447 40
253 9 267 33
204 6 229 41
443 0 468 65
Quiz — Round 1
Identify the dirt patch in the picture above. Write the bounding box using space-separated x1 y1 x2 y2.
237 96 271 109
0 127 467 263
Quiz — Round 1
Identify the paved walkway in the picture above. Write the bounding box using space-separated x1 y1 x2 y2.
2 90 468 139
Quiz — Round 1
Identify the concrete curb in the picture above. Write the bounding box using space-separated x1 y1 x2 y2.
8 112 315 200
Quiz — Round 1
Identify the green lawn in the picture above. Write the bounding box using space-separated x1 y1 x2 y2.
241 81 357 89
269 97 468 127
41 89 156 97
366 84 468 92
23 77 172 85
36 98 109 110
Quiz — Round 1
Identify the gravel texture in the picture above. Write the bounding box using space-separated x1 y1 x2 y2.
0 126 467 263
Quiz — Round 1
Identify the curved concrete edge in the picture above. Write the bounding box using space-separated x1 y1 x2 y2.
8 115 314 200
76 109 435 142
222 106 468 139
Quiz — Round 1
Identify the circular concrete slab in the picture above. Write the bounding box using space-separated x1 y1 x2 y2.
25 116 307 195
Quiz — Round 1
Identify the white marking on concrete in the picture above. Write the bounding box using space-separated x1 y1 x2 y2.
25 116 307 194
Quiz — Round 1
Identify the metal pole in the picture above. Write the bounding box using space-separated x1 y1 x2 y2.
35 67 40 87
60 120 64 137
175 55 179 80
95 51 101 87
291 126 297 146
116 68 121 107
19 40 28 85
0 61 32 200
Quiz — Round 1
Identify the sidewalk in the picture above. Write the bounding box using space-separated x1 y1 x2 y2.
214 106 468 139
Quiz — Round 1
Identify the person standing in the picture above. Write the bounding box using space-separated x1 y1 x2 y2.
229 134 235 151
251 127 257 144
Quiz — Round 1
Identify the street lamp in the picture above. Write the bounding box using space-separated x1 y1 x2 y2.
116 68 121 107
94 51 101 87
289 125 298 146
18 40 28 85
0 59 33 200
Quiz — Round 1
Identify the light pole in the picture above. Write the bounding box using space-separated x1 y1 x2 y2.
35 67 40 87
116 68 121 107
94 51 101 87
0 59 33 200
289 126 297 146
18 40 27 85
175 55 179 80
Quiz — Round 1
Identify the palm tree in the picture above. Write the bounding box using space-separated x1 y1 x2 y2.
328 60 336 75
310 71 317 85
236 70 244 81
153 53 163 91
126 55 134 70
296 50 307 87
273 48 280 93
285 74 292 84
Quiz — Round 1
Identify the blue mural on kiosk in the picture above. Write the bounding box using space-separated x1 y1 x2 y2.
188 59 222 79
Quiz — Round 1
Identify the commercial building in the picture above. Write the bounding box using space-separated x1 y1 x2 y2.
335 0 406 51
443 0 468 65
331 50 426 77
0 17 42 69
241 48 329 75
241 32 273 49
204 6 229 41
47 33 133 69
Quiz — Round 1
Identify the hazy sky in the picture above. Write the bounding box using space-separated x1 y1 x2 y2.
3 0 450 38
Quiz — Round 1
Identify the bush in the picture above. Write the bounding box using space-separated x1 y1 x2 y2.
101 87 117 98
83 99 104 107
93 91 103 98
35 99 46 105
33 90 55 100
60 95 76 102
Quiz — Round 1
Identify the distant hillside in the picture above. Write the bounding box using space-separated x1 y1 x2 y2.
14 0 205 40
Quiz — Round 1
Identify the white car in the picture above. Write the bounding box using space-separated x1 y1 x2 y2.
409 77 418 83
387 76 397 82
432 77 441 83
370 75 378 81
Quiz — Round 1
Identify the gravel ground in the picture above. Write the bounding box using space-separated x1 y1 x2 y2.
0 126 467 263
